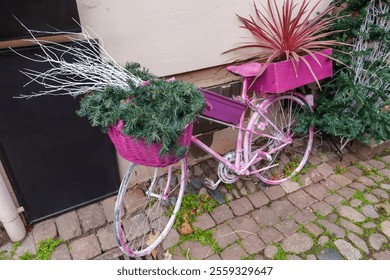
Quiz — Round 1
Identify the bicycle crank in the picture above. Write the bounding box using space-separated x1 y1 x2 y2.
217 152 240 184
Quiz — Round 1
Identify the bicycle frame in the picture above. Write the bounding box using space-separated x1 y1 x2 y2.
191 77 312 178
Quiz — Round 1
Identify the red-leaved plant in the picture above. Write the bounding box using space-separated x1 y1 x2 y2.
225 0 347 86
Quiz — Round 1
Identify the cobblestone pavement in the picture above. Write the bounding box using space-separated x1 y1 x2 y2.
1 143 390 260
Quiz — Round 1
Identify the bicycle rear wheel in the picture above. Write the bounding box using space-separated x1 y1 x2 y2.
114 159 187 257
244 93 314 185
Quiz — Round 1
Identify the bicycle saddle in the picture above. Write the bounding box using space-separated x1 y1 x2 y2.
226 63 263 77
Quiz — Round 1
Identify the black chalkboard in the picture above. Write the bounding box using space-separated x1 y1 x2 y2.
0 0 81 41
0 41 119 224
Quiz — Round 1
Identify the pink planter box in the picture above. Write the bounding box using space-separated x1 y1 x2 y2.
201 89 246 125
228 49 333 93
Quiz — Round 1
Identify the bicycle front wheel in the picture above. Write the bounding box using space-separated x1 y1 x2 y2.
244 93 314 185
114 159 187 258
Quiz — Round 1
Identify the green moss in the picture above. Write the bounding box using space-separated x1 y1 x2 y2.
334 165 349 174
272 243 287 260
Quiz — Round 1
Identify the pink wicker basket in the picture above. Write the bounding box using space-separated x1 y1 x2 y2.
107 120 193 167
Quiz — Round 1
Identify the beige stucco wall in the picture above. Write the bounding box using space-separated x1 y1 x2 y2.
76 0 332 76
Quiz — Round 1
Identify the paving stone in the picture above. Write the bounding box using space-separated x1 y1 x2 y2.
270 199 298 219
247 191 270 209
304 223 324 237
51 244 71 260
349 166 364 177
329 174 352 187
287 255 302 260
245 181 257 194
350 199 362 208
101 196 123 223
229 215 260 238
292 209 317 225
251 207 280 227
77 203 106 232
308 154 323 165
372 188 389 200
338 188 356 200
123 187 146 213
342 172 358 181
358 176 376 187
324 194 343 208
310 201 333 216
305 183 329 200
320 178 341 191
213 223 239 248
236 180 244 190
338 206 366 222
32 219 57 243
193 213 216 231
299 174 313 187
239 188 249 196
221 243 247 260
194 165 204 177
241 235 265 255
275 220 299 237
382 155 390 163
347 233 369 254
122 213 150 241
162 229 180 251
97 224 117 252
307 169 324 183
363 222 377 229
334 239 361 260
318 235 329 246
364 193 379 203
361 204 379 219
151 215 169 232
287 190 316 210
258 227 284 244
317 220 345 238
172 249 186 260
339 219 363 235
14 233 37 258
225 193 234 202
229 197 254 216
373 250 390 260
70 234 102 260
349 182 366 191
280 180 300 193
379 168 390 178
206 254 222 260
282 233 313 254
381 221 390 238
306 254 316 260
380 183 390 190
181 241 212 260
210 204 234 224
326 213 338 223
264 245 277 259
367 159 386 169
317 248 343 260
369 234 388 251
231 189 241 199
264 185 285 200
370 174 384 183
317 163 334 178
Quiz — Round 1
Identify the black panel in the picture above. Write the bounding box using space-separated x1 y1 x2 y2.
0 0 81 41
0 42 119 224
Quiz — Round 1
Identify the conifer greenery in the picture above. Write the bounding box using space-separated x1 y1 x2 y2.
296 0 390 147
77 63 205 156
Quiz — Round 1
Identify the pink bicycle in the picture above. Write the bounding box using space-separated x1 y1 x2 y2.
114 49 333 257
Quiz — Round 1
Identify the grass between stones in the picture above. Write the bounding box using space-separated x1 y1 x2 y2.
168 193 221 258
0 237 62 260
334 166 349 174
